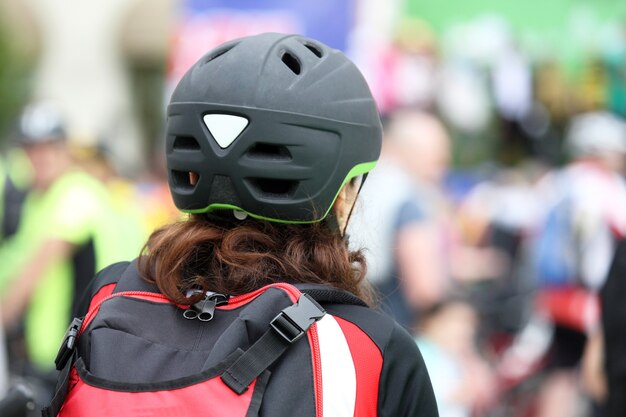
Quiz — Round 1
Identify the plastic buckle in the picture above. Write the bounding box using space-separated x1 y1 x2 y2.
270 293 326 343
183 293 228 321
54 317 83 370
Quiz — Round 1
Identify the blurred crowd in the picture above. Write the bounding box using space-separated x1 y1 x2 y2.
348 14 626 417
350 108 626 417
1 1 626 417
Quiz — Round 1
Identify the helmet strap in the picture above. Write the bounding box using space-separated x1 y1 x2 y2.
334 172 369 238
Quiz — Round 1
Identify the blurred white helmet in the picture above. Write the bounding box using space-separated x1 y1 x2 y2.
566 111 626 158
17 101 66 145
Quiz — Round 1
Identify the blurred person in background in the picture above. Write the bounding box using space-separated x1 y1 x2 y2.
416 298 496 417
349 109 504 328
0 102 145 405
72 139 180 234
459 163 563 416
375 18 439 113
595 236 626 417
0 149 31 245
582 114 626 416
531 111 626 416
348 112 420 328
134 144 182 231
71 143 149 244
459 164 546 334
0 125 35 404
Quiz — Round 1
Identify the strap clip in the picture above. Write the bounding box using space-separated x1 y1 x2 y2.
54 317 83 370
270 293 325 343
183 292 228 321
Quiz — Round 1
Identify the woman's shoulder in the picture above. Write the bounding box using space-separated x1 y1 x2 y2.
300 284 415 355
308 285 437 416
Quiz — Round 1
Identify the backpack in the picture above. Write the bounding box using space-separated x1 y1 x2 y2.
533 197 578 287
42 260 368 417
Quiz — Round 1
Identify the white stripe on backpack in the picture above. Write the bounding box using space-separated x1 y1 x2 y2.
316 314 357 416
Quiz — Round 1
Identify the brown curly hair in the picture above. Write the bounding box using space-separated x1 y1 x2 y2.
139 214 372 305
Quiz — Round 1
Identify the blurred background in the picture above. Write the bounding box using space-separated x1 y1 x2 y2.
1 0 626 416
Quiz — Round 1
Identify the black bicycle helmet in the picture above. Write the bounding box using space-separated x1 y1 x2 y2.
166 32 382 223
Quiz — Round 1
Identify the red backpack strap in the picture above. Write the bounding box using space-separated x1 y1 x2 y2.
72 261 130 319
87 283 116 312
43 261 134 417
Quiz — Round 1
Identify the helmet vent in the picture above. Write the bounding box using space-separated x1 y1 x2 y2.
248 178 298 199
304 43 323 58
171 170 199 190
246 143 292 161
173 136 200 151
204 43 238 64
281 52 301 75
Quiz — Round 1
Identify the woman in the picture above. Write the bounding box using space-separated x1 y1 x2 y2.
46 33 437 417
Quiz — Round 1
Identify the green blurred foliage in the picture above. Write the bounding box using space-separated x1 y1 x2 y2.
0 22 32 147
404 0 626 70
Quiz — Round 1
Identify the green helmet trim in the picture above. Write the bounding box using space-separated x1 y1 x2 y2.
183 160 377 224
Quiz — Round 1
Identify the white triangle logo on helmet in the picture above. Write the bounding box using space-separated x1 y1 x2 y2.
203 114 249 148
